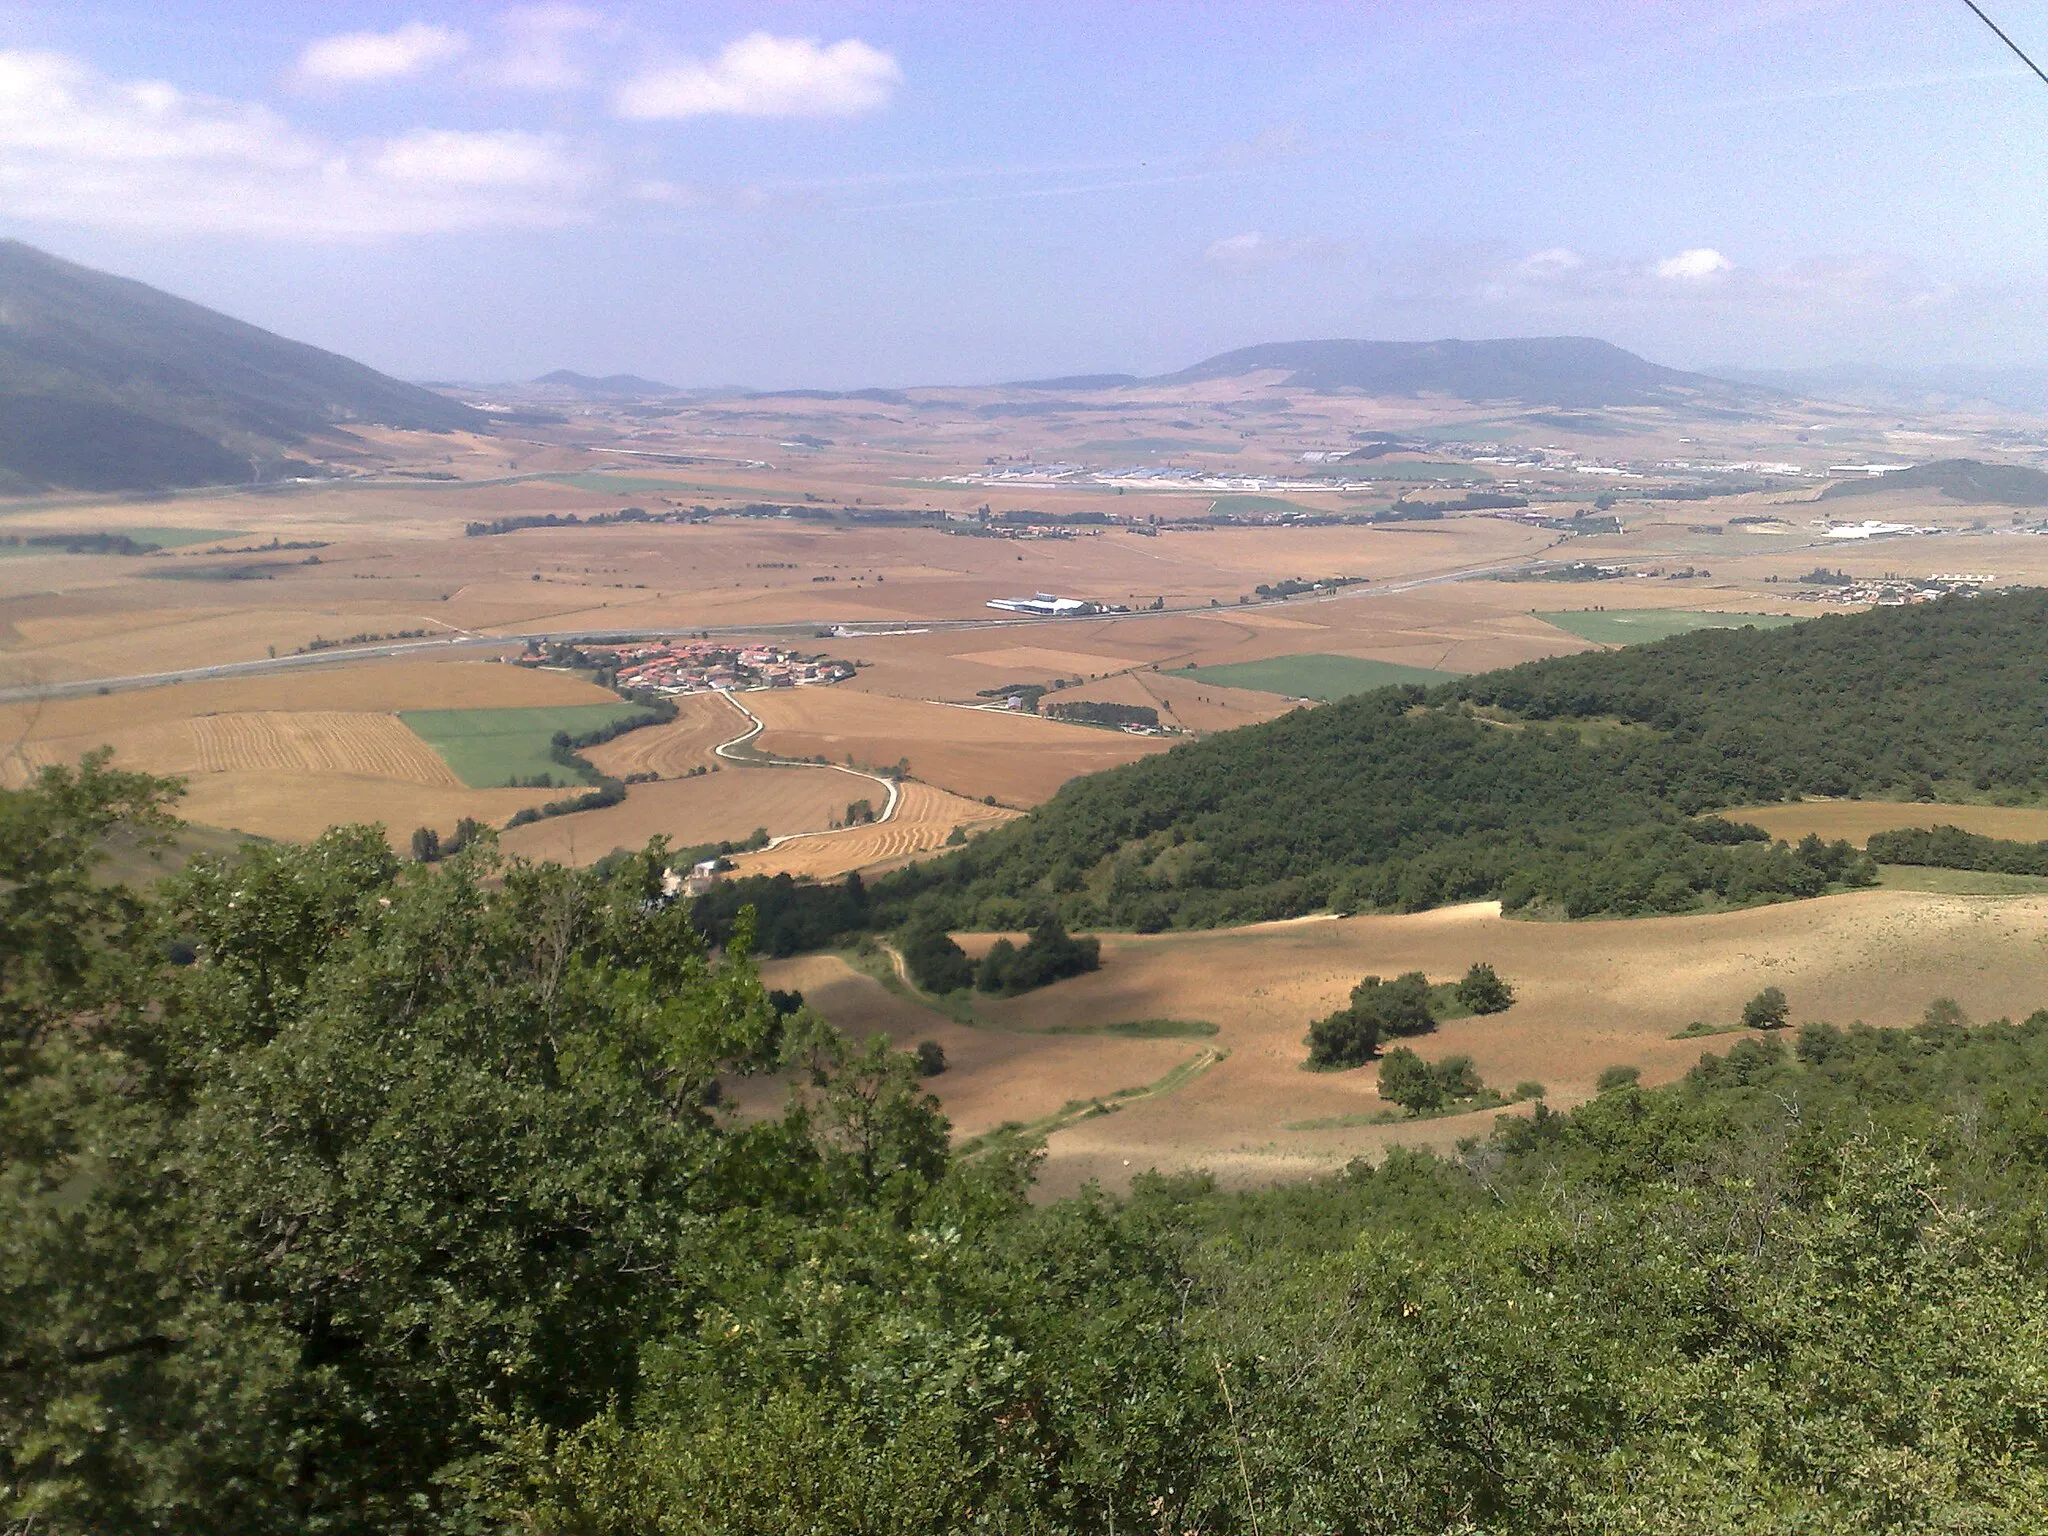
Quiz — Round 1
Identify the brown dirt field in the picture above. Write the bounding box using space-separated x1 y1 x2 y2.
1729 800 2048 846
497 764 849 864
744 686 1167 804
730 780 1023 880
956 645 1144 674
744 954 1195 1141
932 890 2048 1197
584 693 736 778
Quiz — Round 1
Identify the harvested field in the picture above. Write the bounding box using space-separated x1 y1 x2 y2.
731 780 1022 880
585 693 735 778
1730 799 2048 847
742 954 1195 1142
956 645 1142 674
935 890 2048 1196
6 711 457 786
175 773 539 846
497 763 848 864
744 686 1167 804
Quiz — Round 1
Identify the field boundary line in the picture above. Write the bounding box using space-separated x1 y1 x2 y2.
709 689 901 852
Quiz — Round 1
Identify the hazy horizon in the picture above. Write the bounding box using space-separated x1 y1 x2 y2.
5 1 2048 389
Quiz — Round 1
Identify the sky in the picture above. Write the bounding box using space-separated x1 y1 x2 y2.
3 0 2048 387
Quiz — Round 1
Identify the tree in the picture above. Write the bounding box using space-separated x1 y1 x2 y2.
1596 1063 1643 1092
1306 1004 1379 1070
1455 962 1515 1015
1377 1047 1446 1114
410 824 441 862
1354 972 1438 1038
1742 985 1791 1030
900 920 974 993
915 1040 948 1077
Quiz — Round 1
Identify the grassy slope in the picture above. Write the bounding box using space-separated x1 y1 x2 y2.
1535 609 1803 646
1173 653 1464 699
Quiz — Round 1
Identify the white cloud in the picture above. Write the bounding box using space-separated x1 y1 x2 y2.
1654 246 1733 281
1203 230 1343 274
372 128 583 189
482 5 604 91
295 22 468 85
615 33 902 120
0 48 591 237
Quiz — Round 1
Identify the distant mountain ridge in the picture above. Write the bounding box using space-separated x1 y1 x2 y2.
1155 337 1764 408
532 370 682 397
0 239 485 494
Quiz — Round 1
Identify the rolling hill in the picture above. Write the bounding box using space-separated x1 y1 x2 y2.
877 592 2048 930
0 239 485 494
1819 458 2048 507
1152 336 1766 407
531 370 682 397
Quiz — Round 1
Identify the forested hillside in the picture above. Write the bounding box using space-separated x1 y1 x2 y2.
7 758 2048 1532
881 591 2048 930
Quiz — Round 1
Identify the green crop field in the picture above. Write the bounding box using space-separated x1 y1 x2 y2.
1171 653 1465 700
1536 609 1805 646
1876 865 2048 897
1205 495 1325 518
399 703 657 788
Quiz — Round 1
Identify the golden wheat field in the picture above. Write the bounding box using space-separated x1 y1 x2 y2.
583 692 738 778
730 780 1023 880
1730 799 2048 846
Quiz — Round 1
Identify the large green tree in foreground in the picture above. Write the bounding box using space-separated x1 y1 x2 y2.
8 762 2048 1533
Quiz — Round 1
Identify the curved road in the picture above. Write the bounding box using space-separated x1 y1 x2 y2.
708 688 902 853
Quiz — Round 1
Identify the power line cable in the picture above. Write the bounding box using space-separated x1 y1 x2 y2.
1961 0 2048 89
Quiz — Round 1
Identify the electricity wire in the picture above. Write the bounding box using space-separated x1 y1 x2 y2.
1961 0 2048 89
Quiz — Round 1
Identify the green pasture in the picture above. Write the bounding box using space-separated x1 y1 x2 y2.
1875 866 2048 897
1206 495 1323 518
1171 653 1464 701
399 702 656 788
1536 609 1804 646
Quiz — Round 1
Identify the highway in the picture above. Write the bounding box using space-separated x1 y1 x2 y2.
0 540 1749 705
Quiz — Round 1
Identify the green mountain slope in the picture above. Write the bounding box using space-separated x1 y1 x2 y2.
1819 457 2048 506
0 239 485 492
1153 336 1770 408
881 593 2048 929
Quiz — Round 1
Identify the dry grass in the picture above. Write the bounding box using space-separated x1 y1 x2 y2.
731 780 1022 880
906 890 2048 1197
1730 800 2048 846
741 953 1196 1142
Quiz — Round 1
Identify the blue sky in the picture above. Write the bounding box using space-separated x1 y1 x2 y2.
3 1 2047 386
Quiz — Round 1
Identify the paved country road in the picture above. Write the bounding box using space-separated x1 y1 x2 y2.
0 544 1755 705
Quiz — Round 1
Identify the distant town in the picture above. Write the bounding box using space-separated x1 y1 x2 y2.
518 639 854 694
